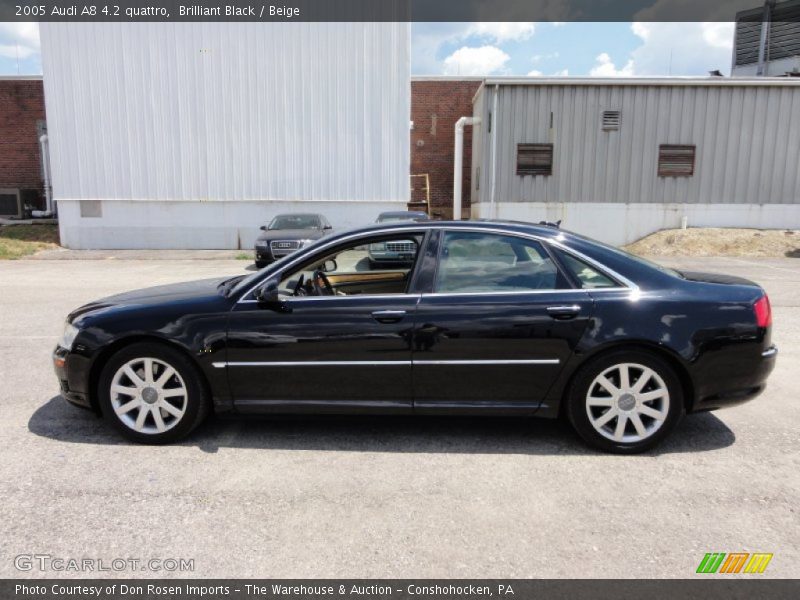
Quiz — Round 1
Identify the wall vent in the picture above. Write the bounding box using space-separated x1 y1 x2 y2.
602 110 621 131
658 144 696 177
516 144 553 176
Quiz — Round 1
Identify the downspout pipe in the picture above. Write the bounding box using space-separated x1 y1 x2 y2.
39 134 54 216
453 116 480 221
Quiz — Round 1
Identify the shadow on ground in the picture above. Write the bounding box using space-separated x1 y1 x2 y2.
29 396 735 457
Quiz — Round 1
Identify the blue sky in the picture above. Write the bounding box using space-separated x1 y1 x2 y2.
0 22 736 77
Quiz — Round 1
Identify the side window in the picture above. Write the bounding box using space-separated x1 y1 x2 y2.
553 248 618 289
434 232 566 293
278 233 424 297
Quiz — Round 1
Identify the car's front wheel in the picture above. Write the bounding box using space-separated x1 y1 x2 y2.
566 350 684 454
255 260 268 269
98 342 210 444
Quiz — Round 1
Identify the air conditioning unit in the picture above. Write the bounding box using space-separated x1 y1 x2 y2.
0 189 22 218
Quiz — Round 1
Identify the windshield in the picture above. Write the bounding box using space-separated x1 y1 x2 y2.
269 214 321 230
570 232 683 278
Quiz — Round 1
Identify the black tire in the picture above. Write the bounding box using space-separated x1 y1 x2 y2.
565 349 684 454
97 342 211 444
255 260 268 269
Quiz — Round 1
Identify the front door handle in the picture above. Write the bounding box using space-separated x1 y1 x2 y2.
546 305 581 320
371 309 407 323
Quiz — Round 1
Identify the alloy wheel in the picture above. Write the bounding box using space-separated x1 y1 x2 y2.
585 362 670 443
109 357 188 434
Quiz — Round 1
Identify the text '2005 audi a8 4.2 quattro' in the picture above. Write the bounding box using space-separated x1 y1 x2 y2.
53 220 776 453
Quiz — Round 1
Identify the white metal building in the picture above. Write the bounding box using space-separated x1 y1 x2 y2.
40 23 410 249
470 77 800 245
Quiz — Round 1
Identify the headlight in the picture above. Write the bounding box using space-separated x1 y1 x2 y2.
58 322 80 350
370 242 387 251
298 239 314 247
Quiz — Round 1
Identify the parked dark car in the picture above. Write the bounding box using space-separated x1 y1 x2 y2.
54 220 776 453
369 211 430 266
254 213 332 268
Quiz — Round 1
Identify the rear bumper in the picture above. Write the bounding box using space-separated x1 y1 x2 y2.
691 345 777 412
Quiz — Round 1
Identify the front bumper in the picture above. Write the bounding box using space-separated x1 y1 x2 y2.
254 245 274 263
53 346 93 410
691 345 777 412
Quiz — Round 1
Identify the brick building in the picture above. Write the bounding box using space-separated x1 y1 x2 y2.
0 76 47 217
410 77 482 219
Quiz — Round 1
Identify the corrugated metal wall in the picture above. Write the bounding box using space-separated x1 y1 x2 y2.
40 22 409 204
472 81 800 206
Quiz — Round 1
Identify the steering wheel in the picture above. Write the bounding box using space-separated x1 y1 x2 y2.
312 269 334 296
293 274 307 296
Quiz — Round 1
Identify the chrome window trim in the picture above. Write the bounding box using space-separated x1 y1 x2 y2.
237 224 638 304
213 358 560 368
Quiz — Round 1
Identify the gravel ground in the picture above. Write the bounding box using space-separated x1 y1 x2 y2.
0 256 797 579
624 228 800 257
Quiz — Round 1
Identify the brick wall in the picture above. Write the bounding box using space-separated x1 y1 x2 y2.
411 79 482 220
0 78 46 210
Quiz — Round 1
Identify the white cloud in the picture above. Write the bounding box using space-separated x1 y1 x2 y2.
443 46 510 76
466 22 535 43
531 51 560 64
628 22 734 76
527 69 544 76
553 68 569 76
590 53 635 77
0 22 40 60
552 22 567 27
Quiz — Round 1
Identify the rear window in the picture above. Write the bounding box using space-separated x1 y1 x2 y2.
553 249 618 289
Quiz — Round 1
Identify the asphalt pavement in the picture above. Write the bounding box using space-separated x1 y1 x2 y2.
0 255 797 578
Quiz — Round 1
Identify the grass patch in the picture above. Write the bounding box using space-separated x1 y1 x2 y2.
0 224 60 259
235 252 251 260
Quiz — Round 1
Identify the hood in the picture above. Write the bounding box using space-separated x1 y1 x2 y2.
679 271 760 288
68 277 230 322
256 228 326 242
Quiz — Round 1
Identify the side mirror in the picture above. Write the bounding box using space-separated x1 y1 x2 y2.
324 224 333 230
321 258 337 273
260 225 267 231
254 279 290 312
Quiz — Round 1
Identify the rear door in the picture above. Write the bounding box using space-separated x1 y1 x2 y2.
412 230 594 413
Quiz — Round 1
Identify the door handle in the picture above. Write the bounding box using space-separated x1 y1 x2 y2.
371 309 407 323
546 305 581 320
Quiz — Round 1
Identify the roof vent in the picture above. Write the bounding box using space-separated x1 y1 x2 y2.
602 110 621 131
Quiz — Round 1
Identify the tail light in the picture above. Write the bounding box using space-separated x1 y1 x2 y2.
753 294 772 328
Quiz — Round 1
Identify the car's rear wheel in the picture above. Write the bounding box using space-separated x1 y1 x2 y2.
98 342 210 444
566 350 684 454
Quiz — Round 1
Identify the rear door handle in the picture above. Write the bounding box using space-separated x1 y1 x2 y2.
546 305 581 320
371 309 407 323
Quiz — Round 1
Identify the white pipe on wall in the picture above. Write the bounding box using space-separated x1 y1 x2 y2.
453 116 480 221
39 134 53 216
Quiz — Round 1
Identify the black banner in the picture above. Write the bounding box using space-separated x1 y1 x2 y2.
0 0 790 23
3 580 800 600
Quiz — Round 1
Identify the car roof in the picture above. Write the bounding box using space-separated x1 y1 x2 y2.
378 210 429 217
273 213 324 218
330 219 564 240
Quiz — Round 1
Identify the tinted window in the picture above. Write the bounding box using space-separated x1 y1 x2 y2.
553 249 618 289
435 232 565 293
269 215 321 230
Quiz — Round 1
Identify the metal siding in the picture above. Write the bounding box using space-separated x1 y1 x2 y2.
40 22 409 204
479 82 800 206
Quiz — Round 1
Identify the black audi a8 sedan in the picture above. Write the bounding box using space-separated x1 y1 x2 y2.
53 220 776 453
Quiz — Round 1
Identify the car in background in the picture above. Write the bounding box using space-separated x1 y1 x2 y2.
369 211 430 267
254 213 332 268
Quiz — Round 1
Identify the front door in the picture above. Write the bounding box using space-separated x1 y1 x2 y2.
226 231 427 413
412 230 594 413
